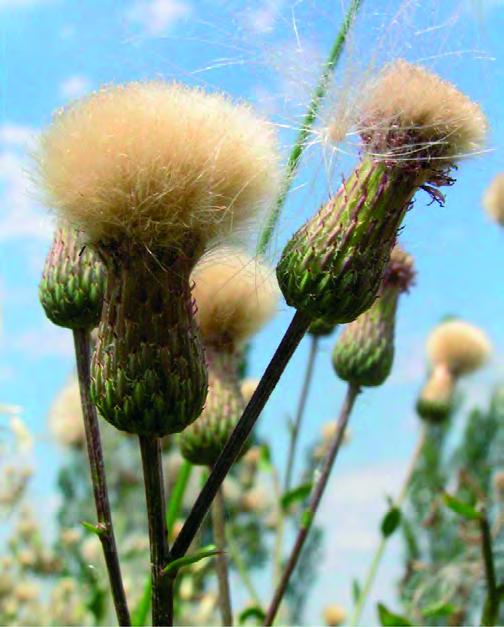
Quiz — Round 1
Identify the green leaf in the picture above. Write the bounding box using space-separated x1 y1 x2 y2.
238 606 266 625
352 579 361 604
161 544 219 577
421 600 456 619
381 507 402 538
131 580 151 627
258 443 273 473
81 520 104 536
443 492 481 520
377 603 412 626
281 482 312 511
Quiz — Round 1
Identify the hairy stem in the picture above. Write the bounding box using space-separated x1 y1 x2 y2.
73 328 131 626
139 435 172 626
350 433 426 626
170 310 310 563
284 335 319 492
256 0 364 255
264 384 361 626
211 486 233 626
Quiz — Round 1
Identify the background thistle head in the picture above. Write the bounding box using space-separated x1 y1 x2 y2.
192 247 279 352
483 173 504 226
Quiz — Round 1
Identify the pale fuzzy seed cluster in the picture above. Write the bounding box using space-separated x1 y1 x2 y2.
427 320 491 376
323 604 346 627
49 378 86 448
240 378 260 404
356 60 487 159
192 248 279 349
483 173 504 226
38 82 280 250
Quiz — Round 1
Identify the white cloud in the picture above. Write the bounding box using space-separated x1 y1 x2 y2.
126 0 192 36
11 324 73 359
59 75 91 100
0 123 52 242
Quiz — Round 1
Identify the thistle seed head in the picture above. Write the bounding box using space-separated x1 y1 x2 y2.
49 378 85 448
37 82 280 253
427 319 491 377
483 173 504 226
240 378 259 405
192 248 279 351
359 60 486 162
323 604 346 627
416 363 455 423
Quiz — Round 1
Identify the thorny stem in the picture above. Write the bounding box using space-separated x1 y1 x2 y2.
350 432 426 626
139 435 173 626
170 310 310 563
480 510 499 626
264 384 361 626
256 0 365 255
211 486 233 626
284 335 319 492
72 329 131 626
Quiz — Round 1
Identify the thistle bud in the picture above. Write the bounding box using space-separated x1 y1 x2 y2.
180 249 278 465
39 225 105 330
332 245 415 387
277 61 486 323
308 317 337 337
37 82 279 436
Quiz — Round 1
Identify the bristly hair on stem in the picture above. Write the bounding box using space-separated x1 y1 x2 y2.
264 383 361 626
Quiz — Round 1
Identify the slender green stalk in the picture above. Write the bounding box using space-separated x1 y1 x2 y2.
350 433 426 626
284 336 319 492
133 460 193 626
264 384 361 625
256 0 364 255
272 469 285 589
226 526 262 607
73 329 131 626
139 436 172 626
211 486 233 625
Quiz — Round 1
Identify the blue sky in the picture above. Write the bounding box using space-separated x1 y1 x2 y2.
0 0 503 623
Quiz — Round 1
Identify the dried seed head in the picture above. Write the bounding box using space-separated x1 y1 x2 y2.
332 244 415 387
39 225 105 330
192 248 279 351
323 604 346 627
360 60 486 161
416 363 455 423
427 320 491 376
483 173 504 226
37 82 280 251
49 378 85 448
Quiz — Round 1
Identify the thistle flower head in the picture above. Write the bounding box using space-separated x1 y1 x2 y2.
381 244 416 293
416 363 455 423
359 60 486 161
49 378 85 448
38 82 280 252
427 320 491 377
483 173 504 226
192 248 279 351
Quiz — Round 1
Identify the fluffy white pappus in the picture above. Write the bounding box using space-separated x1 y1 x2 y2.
37 82 280 250
356 60 487 161
192 247 279 349
49 378 85 448
427 320 491 376
483 173 504 226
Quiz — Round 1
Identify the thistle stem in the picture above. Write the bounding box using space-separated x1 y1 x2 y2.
349 433 426 626
256 0 364 255
284 335 319 492
480 510 499 626
264 384 361 626
211 485 233 626
139 435 172 626
72 328 131 626
170 310 310 563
